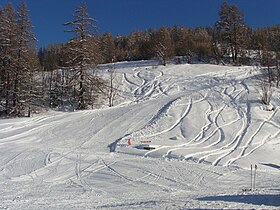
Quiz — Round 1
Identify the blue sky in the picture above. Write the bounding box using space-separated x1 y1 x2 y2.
1 0 280 47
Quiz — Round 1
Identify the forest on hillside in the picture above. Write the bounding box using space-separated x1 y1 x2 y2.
0 1 279 117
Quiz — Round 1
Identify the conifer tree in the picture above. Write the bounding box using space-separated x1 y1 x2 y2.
12 2 38 116
216 1 246 64
0 2 39 116
154 27 174 66
100 32 116 63
0 4 18 113
64 2 100 109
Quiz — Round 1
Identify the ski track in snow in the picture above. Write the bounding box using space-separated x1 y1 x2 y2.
1 63 280 209
115 65 280 169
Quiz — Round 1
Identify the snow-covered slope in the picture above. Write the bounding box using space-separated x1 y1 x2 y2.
0 62 279 209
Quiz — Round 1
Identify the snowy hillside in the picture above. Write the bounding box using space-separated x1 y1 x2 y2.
0 62 279 209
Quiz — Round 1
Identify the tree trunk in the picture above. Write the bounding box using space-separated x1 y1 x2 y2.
78 67 85 109
5 72 10 111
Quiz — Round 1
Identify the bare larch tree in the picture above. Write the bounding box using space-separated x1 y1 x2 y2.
64 2 100 110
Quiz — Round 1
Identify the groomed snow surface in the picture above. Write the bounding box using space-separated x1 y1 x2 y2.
1 62 280 209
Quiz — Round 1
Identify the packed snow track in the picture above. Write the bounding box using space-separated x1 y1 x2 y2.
0 62 279 209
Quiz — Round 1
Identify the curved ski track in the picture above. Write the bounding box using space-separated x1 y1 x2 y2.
116 66 280 167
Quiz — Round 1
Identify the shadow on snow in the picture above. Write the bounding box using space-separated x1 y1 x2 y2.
261 163 280 170
197 194 280 207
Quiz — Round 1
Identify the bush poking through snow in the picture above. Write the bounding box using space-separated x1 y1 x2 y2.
260 82 273 105
260 104 275 111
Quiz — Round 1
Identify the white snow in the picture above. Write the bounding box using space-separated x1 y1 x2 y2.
0 62 280 209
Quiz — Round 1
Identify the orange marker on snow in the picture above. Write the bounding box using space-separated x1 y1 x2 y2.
128 139 132 145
